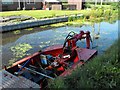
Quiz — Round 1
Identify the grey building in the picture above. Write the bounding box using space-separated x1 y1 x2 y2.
1 0 62 11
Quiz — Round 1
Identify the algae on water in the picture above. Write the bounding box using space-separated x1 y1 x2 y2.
10 43 32 59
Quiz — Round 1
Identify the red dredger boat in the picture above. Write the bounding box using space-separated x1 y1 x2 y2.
2 31 97 89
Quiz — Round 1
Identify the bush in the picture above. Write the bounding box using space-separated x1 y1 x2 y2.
68 16 74 22
84 3 91 8
110 2 120 10
68 16 77 22
103 9 112 17
96 8 104 17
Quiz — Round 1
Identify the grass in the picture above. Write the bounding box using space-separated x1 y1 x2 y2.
48 39 120 89
0 10 82 19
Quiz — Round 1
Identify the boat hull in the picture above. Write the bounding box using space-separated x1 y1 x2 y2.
3 44 97 88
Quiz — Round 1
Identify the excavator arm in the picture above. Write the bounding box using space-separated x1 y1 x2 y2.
63 31 92 54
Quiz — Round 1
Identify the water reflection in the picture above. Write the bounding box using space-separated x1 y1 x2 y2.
2 20 119 66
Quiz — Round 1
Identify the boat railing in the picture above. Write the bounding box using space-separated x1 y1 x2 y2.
16 64 55 80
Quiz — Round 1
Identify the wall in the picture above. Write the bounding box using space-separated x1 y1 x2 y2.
1 14 83 32
68 0 83 10
52 4 62 10
2 1 43 11
1 17 68 32
2 2 18 11
25 2 43 10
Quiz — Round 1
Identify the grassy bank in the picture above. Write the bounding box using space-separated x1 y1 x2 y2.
48 39 120 88
0 10 81 19
39 7 118 29
1 5 118 29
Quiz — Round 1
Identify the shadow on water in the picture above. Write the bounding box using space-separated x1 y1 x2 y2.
2 26 55 45
1 20 119 66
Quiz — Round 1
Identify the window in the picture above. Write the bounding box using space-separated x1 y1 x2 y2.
26 0 35 4
2 0 13 4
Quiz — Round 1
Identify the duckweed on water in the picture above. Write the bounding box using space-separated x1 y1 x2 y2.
40 25 49 28
39 45 46 48
50 23 65 27
10 43 32 59
25 28 33 31
39 40 61 49
39 41 51 48
8 58 16 66
13 30 21 34
45 41 51 44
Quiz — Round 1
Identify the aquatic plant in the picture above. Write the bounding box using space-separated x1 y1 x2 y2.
13 30 21 34
25 28 33 31
40 25 49 28
39 45 46 48
39 41 51 48
8 58 16 66
10 43 32 59
66 22 73 26
9 44 32 65
50 23 66 27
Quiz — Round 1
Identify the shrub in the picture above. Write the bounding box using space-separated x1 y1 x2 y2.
68 16 74 22
96 8 104 17
103 9 112 17
84 3 91 8
110 2 120 10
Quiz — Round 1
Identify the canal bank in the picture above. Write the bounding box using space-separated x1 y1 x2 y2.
1 14 83 32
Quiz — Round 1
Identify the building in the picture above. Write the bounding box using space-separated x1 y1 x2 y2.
68 0 85 10
1 0 62 11
43 0 62 10
2 0 43 11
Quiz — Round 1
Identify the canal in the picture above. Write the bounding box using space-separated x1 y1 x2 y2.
1 20 119 66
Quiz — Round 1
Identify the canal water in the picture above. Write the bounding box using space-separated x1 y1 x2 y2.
1 20 119 66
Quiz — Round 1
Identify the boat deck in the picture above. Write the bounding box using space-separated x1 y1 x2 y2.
0 70 40 89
